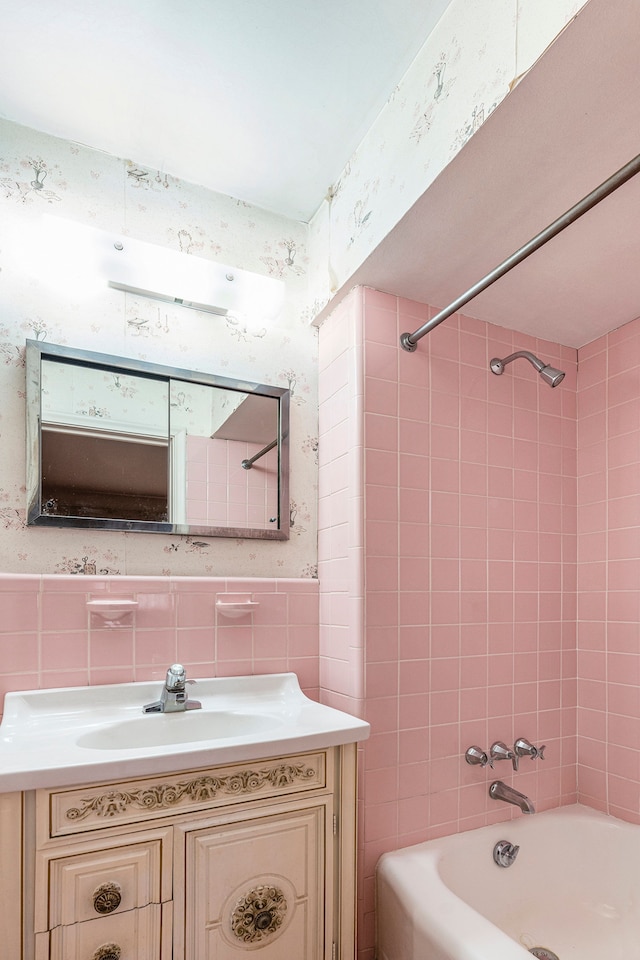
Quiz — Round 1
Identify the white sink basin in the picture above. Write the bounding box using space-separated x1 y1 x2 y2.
76 709 284 750
0 673 369 791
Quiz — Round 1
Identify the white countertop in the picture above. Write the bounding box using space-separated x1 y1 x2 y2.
0 673 369 792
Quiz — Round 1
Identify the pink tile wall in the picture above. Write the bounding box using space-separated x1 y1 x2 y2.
0 574 319 718
319 287 578 960
577 316 640 824
186 435 278 528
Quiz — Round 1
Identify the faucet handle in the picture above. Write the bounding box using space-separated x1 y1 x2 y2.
513 737 546 770
465 745 493 768
514 737 545 759
490 741 516 769
166 663 186 690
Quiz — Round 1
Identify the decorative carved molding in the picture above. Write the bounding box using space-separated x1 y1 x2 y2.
65 762 318 822
231 884 288 944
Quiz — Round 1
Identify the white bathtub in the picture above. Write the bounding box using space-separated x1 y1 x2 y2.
376 804 640 960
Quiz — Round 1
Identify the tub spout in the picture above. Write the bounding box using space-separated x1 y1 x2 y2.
489 780 535 814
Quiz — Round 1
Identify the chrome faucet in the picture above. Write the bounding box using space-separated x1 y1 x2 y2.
513 737 546 770
142 664 202 714
490 741 517 770
489 780 535 814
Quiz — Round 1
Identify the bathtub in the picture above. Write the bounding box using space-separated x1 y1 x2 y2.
376 804 640 960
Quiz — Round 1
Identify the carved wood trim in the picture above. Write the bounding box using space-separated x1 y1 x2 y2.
43 752 328 837
65 762 318 823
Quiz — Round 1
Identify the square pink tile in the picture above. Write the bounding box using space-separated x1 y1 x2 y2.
89 630 134 669
41 631 89 671
0 633 39 673
0 592 39 633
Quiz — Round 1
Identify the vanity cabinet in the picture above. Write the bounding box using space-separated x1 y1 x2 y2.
16 745 357 960
180 804 327 959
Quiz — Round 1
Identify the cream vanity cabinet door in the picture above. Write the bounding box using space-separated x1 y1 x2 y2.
180 801 330 960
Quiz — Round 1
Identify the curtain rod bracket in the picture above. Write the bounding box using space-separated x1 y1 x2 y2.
399 332 417 352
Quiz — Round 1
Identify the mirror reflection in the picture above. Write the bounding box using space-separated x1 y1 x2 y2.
27 341 289 539
169 379 280 530
40 361 170 522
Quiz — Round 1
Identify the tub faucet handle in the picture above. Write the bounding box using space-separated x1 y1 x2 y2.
465 745 493 768
490 741 517 770
514 738 546 770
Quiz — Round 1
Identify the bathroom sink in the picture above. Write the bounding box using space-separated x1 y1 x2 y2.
0 672 370 791
76 709 284 750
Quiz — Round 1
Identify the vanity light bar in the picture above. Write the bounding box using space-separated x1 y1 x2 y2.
38 214 286 320
108 282 229 317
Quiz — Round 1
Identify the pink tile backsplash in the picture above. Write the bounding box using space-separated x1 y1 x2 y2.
0 575 319 714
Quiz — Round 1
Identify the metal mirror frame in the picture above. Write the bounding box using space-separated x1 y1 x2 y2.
25 339 290 540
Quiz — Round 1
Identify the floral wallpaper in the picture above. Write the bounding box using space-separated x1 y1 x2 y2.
307 0 589 316
0 0 589 578
0 118 317 578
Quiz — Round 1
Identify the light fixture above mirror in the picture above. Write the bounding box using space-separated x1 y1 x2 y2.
26 340 290 540
33 215 286 320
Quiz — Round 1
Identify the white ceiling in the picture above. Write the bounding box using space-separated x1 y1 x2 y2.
2 0 639 348
0 0 452 221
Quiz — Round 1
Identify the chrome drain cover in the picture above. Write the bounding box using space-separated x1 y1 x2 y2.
529 949 560 960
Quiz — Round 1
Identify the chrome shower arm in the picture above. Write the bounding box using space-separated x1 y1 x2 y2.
490 350 546 375
492 350 544 373
489 350 565 387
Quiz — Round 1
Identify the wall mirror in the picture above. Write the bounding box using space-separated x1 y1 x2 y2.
26 340 290 539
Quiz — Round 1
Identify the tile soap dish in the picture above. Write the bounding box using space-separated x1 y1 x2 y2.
86 598 139 622
215 598 259 619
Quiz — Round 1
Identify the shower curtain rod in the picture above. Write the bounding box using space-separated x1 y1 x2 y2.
400 151 640 352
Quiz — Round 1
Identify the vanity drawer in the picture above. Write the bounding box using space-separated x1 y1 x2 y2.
43 902 166 960
34 827 173 935
42 751 328 836
48 838 164 927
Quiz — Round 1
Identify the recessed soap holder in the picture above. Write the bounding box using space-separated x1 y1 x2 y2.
87 598 139 626
215 595 259 619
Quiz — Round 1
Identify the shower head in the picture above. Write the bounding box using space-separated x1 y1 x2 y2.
490 350 565 388
538 364 565 388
